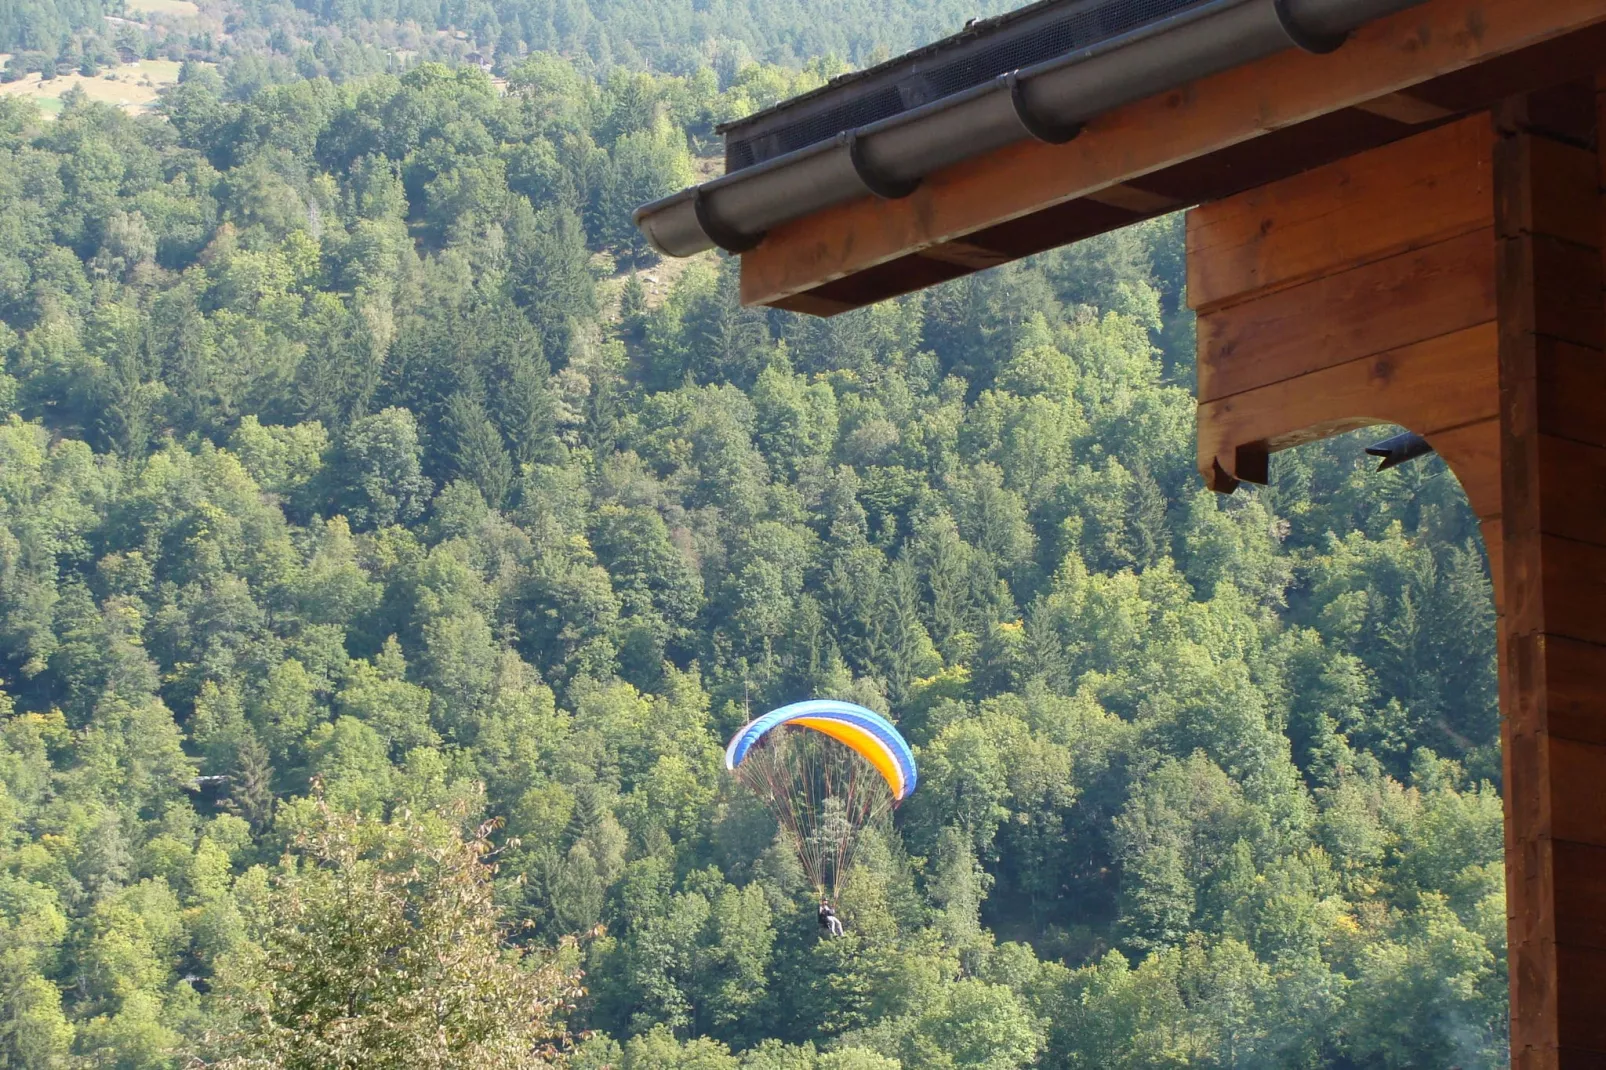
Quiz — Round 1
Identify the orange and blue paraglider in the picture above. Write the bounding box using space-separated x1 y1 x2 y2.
725 700 917 896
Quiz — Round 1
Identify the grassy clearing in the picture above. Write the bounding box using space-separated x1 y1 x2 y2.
130 59 184 81
124 0 202 17
0 59 197 118
592 154 721 320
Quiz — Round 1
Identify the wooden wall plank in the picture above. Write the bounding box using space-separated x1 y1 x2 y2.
1556 944 1606 1051
1538 535 1606 649
1549 737 1606 847
1538 340 1606 448
1187 116 1493 311
1531 238 1605 348
1544 636 1606 747
739 0 1606 309
1197 227 1496 402
1498 133 1603 242
1539 436 1606 547
1527 136 1603 242
1197 322 1498 487
1553 840 1606 948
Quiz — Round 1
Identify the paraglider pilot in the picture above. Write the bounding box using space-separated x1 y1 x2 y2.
725 701 918 907
818 898 843 937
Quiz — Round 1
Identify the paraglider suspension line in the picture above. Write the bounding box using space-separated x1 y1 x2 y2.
736 728 894 899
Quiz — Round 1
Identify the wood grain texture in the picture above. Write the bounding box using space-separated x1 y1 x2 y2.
1553 840 1606 949
1544 636 1606 747
1351 90 1457 124
1538 436 1606 547
1197 322 1498 488
1530 237 1605 348
1497 97 1606 1067
1196 226 1497 402
1526 135 1603 245
1556 943 1606 1051
738 0 1606 308
1429 416 1502 521
1187 115 1493 311
1538 339 1606 448
1535 535 1606 649
1549 737 1606 848
1084 183 1184 214
1188 101 1606 1066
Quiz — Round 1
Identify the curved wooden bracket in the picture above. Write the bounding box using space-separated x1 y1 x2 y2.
1190 114 1503 594
1196 327 1500 506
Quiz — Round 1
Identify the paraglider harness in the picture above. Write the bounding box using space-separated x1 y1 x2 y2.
818 899 843 937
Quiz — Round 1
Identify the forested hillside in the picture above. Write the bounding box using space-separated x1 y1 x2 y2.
4 0 1015 89
0 49 1507 1070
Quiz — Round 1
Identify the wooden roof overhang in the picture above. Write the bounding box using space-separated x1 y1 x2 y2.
722 0 1606 315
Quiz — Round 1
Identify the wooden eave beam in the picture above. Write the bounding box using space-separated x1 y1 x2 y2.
738 0 1606 312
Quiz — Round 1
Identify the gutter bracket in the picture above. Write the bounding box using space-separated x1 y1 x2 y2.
1005 72 1083 144
844 132 922 199
1273 0 1347 53
693 189 764 254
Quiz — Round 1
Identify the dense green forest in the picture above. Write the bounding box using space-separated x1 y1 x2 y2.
4 0 1016 89
0 37 1508 1070
224 0 1020 71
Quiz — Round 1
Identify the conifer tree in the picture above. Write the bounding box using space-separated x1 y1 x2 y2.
445 387 515 509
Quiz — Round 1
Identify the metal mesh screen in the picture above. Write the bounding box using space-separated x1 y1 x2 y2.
727 85 907 171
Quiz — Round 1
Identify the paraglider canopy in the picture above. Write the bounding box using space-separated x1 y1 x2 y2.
725 699 918 801
725 699 917 897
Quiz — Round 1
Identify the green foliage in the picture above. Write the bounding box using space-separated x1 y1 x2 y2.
209 800 580 1068
0 41 1506 1070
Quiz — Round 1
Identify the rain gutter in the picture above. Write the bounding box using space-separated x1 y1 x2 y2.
633 0 1429 258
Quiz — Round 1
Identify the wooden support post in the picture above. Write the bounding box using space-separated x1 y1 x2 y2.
1191 100 1606 1063
1494 89 1606 1068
